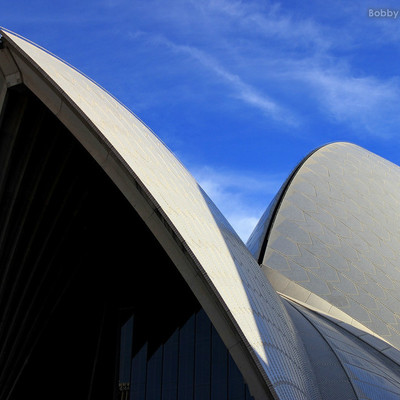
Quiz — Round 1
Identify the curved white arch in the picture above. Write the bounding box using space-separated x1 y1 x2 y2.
0 29 319 400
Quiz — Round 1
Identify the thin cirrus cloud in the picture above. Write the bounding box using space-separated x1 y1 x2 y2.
218 2 400 138
280 59 400 138
218 1 400 138
14 0 399 141
194 0 331 52
149 33 299 126
309 70 400 137
192 165 283 241
141 0 400 139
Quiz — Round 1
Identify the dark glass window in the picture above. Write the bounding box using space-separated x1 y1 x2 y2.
194 309 211 399
228 354 246 400
162 329 179 400
120 316 134 389
130 344 147 400
146 346 163 400
178 314 195 400
121 308 255 400
211 326 228 400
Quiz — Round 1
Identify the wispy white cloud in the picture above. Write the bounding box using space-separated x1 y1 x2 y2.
138 0 400 138
120 0 400 145
307 69 400 136
147 34 299 126
194 0 331 51
274 57 400 137
191 0 400 137
191 165 283 241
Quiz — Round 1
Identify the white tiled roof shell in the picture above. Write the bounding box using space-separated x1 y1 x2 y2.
285 298 400 400
0 30 320 400
260 142 400 351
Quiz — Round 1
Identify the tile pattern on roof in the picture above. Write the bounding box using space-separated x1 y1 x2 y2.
292 300 400 400
262 142 400 350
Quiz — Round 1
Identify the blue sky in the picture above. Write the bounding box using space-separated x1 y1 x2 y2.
3 0 400 241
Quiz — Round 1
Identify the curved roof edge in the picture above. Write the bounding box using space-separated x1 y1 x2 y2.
264 265 400 365
247 143 337 263
0 29 321 400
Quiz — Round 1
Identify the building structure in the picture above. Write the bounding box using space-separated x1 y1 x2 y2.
1 29 400 400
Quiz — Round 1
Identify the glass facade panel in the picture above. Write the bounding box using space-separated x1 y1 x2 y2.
194 309 211 400
211 326 228 400
130 343 147 400
162 329 179 400
120 316 134 387
146 345 163 400
228 354 246 400
178 314 195 400
124 309 253 400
